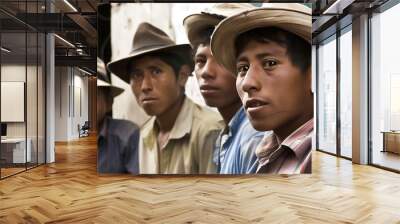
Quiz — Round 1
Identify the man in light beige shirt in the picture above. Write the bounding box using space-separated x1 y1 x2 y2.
107 22 222 174
140 97 222 174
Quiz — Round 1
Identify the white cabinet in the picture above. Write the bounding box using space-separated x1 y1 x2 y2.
1 138 32 163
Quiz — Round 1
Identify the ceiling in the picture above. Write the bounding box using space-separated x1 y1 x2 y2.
0 0 99 73
312 0 391 43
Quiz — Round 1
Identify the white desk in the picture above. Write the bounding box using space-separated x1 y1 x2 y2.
1 138 32 163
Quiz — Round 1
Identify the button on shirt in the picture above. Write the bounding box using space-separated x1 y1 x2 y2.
139 97 223 174
97 117 140 174
213 108 265 174
256 118 313 174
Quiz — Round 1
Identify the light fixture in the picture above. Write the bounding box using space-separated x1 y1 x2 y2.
78 67 93 76
322 0 354 15
54 34 75 48
1 47 11 53
63 0 78 12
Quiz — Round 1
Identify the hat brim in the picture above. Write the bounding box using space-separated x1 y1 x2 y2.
98 85 124 98
107 44 193 83
211 6 311 75
183 13 222 46
98 79 124 97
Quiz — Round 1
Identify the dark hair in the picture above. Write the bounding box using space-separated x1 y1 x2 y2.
192 27 215 54
235 27 311 73
148 52 188 76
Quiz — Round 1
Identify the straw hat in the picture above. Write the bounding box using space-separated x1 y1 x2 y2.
107 22 193 83
183 3 255 46
210 3 311 75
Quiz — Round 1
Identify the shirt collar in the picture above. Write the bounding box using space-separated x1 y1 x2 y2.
227 107 246 136
141 97 194 150
256 118 314 160
281 118 313 158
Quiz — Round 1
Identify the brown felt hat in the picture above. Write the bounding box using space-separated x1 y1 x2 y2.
211 3 312 75
107 22 194 83
183 3 255 47
97 57 124 98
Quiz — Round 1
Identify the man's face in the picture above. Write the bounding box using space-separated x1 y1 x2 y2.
194 44 240 108
235 40 312 132
129 56 186 116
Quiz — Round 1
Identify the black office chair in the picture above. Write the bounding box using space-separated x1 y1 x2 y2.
78 121 90 138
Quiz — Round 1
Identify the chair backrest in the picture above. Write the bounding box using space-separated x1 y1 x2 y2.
82 121 90 129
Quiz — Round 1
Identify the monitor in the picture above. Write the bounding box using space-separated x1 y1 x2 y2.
1 123 7 137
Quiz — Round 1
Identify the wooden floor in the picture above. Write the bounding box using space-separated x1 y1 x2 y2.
1 136 400 223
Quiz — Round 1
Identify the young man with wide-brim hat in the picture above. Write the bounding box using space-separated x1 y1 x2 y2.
211 3 313 174
107 22 222 174
183 3 266 174
97 57 140 174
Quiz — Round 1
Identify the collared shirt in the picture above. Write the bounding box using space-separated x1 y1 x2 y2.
256 118 313 174
97 117 140 174
139 97 223 174
213 107 265 174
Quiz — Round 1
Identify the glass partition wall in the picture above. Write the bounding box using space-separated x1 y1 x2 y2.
339 26 352 159
370 2 400 171
316 25 353 159
317 35 337 155
0 1 46 179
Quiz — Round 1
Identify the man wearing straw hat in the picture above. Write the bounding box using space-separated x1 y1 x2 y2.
107 22 222 174
183 3 265 174
97 58 140 174
211 3 313 174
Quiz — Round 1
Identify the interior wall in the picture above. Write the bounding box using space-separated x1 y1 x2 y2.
54 67 89 141
0 64 39 139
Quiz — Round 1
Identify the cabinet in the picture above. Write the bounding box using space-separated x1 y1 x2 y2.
382 132 400 154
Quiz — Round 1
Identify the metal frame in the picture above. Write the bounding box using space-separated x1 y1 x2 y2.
315 32 339 156
316 0 400 171
0 0 47 180
315 20 353 162
367 0 400 172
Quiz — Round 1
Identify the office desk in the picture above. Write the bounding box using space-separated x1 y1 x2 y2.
1 138 32 163
382 131 400 154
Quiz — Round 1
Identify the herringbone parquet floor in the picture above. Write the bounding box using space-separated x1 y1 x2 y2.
1 135 400 223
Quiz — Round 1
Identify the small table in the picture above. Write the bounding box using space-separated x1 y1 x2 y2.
381 131 400 154
1 138 32 164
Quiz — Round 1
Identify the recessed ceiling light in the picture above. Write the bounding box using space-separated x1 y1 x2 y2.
78 67 93 76
63 0 78 12
54 34 75 48
1 47 11 53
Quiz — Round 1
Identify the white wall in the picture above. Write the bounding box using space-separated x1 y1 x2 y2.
1 63 46 164
54 67 89 141
1 65 34 138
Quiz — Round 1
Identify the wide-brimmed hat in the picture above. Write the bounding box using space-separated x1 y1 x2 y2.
211 3 311 75
97 78 124 98
107 22 193 83
183 3 255 46
98 57 124 97
97 57 109 81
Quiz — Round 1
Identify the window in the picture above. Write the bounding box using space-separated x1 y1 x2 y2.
370 2 400 171
317 35 337 155
339 27 352 158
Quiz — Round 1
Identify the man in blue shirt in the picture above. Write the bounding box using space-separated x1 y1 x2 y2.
183 3 266 174
97 58 139 174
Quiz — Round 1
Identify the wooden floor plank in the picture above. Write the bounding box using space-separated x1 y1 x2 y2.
0 135 400 223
